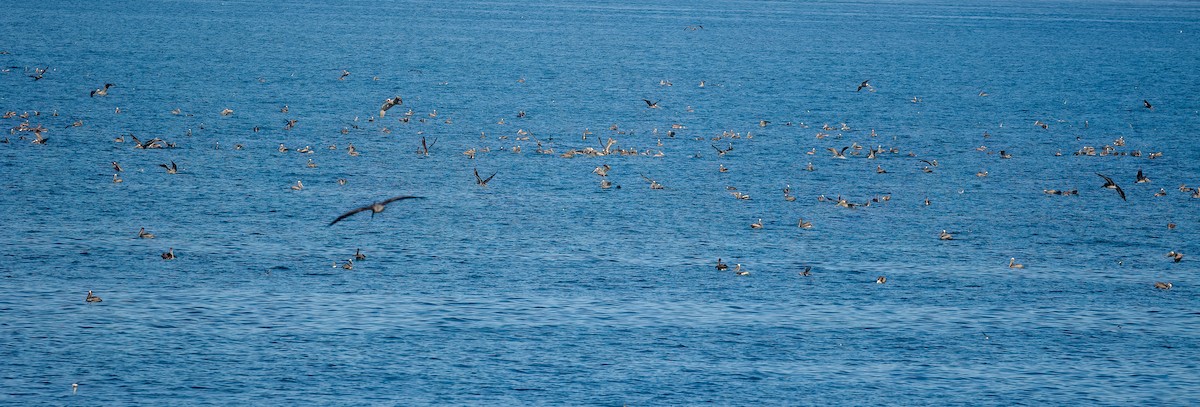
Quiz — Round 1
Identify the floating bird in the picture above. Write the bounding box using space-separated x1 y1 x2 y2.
342 259 354 270
379 96 402 117
1136 169 1150 184
159 161 178 174
329 195 423 226
1154 282 1172 290
85 290 102 303
750 219 763 229
220 108 233 116
939 230 953 240
1167 251 1183 263
1143 99 1153 109
112 174 123 183
355 248 366 261
1096 173 1127 201
90 83 114 97
72 383 78 394
1008 258 1024 269
291 180 303 191
112 161 123 172
161 248 175 260
339 70 350 80
642 99 660 109
876 276 887 284
734 264 748 276
641 174 664 189
716 258 728 271
797 219 812 229
138 227 155 239
799 266 812 277
474 168 496 187
856 79 872 92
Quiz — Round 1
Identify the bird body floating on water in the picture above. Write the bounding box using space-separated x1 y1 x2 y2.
329 196 423 226
85 290 102 303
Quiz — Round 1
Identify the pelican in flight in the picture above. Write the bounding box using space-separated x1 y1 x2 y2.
856 79 873 92
85 290 102 303
1096 173 1126 201
379 96 402 117
90 83 114 97
159 161 178 174
828 147 849 159
643 99 660 109
329 195 423 226
474 168 496 187
1143 99 1153 109
1136 169 1150 184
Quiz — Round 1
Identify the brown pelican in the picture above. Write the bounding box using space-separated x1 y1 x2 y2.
90 83 114 97
1144 99 1153 109
291 180 303 191
642 99 660 109
716 258 728 271
1008 258 1024 269
161 248 175 260
939 230 953 240
159 161 178 174
856 79 872 92
828 147 848 159
85 290 102 303
1167 251 1184 263
750 219 763 229
1096 173 1126 201
1136 169 1150 184
797 219 812 229
329 195 423 226
112 161 123 172
138 227 155 239
379 96 402 117
876 276 887 284
220 108 233 116
339 70 350 80
799 266 812 276
1154 282 1172 290
592 164 610 177
355 248 366 261
474 168 496 187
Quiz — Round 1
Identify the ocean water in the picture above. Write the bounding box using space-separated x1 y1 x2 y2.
2 0 1199 404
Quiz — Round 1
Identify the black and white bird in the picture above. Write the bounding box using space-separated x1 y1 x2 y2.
1096 172 1127 201
91 83 114 97
379 96 403 117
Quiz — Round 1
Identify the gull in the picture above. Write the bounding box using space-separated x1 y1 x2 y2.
329 195 423 226
85 290 102 303
138 227 155 239
90 83 114 97
474 168 496 187
642 99 660 109
379 96 402 117
856 79 872 92
1096 173 1126 201
159 161 178 174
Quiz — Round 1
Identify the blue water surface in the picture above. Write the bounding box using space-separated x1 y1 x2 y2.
2 0 1199 405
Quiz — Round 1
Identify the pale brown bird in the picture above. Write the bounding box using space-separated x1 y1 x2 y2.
379 96 402 117
85 290 102 303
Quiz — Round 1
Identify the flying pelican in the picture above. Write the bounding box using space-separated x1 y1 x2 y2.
827 147 849 159
90 83 114 97
329 195 423 226
159 161 178 174
1143 100 1153 109
474 168 496 187
379 96 402 117
800 266 812 276
85 291 102 303
642 99 660 109
1136 169 1150 184
1096 173 1127 201
856 79 872 92
1167 251 1183 263
112 161 123 172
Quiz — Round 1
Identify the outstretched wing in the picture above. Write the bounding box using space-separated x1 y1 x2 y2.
840 146 850 155
920 159 934 166
379 195 423 206
329 205 373 226
1096 172 1115 187
1114 184 1127 201
643 99 657 107
482 172 497 185
827 147 839 156
474 168 483 184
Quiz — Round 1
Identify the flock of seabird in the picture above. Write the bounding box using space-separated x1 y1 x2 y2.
0 51 1188 307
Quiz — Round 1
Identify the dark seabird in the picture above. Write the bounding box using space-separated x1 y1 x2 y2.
1154 282 1172 290
643 99 660 109
1136 169 1150 184
90 83 114 97
1096 173 1126 201
474 168 496 187
159 161 178 174
379 96 402 117
856 79 872 92
1143 99 1152 109
329 195 423 226
85 290 102 303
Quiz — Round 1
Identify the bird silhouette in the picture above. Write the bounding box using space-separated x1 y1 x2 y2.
329 196 423 226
